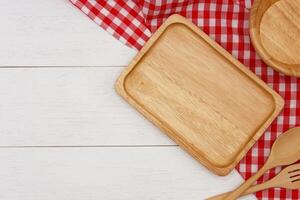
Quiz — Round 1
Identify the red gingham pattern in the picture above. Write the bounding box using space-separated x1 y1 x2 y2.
70 0 151 49
70 0 300 199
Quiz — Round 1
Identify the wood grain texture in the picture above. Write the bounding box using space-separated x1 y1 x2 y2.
116 14 284 176
250 0 300 77
0 67 173 146
0 147 255 200
0 0 136 66
0 68 256 199
0 1 256 199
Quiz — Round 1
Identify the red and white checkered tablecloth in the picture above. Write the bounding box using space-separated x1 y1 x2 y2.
70 0 300 199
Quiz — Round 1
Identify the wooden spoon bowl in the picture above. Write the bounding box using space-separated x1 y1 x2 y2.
250 0 300 77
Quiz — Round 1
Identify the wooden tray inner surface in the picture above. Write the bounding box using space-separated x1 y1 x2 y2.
124 23 277 168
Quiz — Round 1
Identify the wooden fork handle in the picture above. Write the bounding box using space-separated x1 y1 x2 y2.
207 178 274 200
223 164 269 200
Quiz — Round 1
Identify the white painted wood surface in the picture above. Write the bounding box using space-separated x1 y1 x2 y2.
0 67 172 146
0 0 256 199
0 147 254 200
0 0 136 66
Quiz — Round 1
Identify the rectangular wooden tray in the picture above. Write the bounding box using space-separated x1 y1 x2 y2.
115 14 284 176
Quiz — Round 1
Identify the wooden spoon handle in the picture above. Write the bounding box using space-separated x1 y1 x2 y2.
223 164 269 200
207 177 274 200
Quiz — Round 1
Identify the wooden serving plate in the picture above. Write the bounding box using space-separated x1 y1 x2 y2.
250 0 300 77
115 14 284 176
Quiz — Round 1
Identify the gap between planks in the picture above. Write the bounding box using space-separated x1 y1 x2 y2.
0 65 127 68
0 145 178 148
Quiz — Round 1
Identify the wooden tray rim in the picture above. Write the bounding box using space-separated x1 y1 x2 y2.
115 14 284 176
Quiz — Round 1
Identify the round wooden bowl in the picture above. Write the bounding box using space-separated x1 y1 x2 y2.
250 0 300 77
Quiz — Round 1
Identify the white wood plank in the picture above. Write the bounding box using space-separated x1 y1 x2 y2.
0 147 256 200
0 67 173 146
0 0 137 67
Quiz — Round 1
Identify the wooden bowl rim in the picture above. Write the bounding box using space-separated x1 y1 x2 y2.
249 0 300 77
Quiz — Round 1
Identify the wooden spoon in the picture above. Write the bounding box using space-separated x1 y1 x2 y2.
207 163 300 200
223 127 300 200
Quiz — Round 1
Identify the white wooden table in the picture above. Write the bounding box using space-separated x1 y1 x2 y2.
0 0 256 199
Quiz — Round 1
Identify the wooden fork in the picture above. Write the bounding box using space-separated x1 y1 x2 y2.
207 163 300 200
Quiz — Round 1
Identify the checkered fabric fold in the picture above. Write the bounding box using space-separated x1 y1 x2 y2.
70 0 300 199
